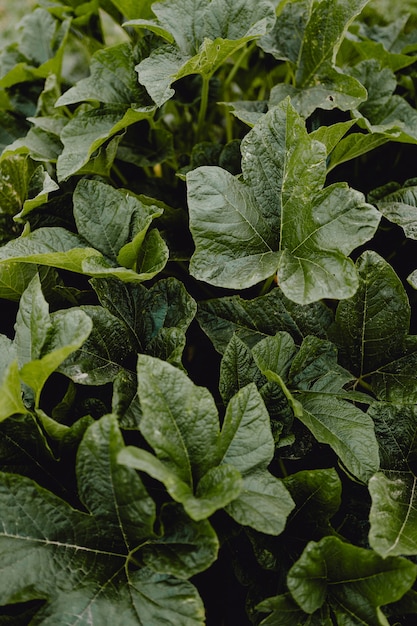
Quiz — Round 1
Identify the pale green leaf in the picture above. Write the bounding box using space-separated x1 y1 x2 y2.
298 394 379 482
56 43 147 106
369 471 417 557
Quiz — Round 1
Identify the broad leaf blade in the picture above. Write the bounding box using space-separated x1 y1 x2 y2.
197 288 333 353
329 251 410 377
369 471 417 557
187 165 280 289
287 536 417 620
298 394 379 482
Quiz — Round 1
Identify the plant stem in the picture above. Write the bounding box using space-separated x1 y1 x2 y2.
197 75 210 140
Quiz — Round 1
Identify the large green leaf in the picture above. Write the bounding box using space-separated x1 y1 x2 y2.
287 536 417 622
187 99 380 303
0 417 206 624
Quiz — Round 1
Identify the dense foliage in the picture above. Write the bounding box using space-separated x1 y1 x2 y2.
2 0 417 623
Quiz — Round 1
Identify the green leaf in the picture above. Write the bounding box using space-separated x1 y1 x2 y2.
58 306 134 385
12 274 93 406
260 0 369 116
0 471 205 624
258 592 332 625
141 503 219 579
0 226 103 274
56 43 148 106
226 470 294 535
351 60 417 144
118 446 242 521
136 354 220 484
329 251 411 378
219 333 267 404
91 276 196 356
219 383 295 533
134 0 275 105
57 105 155 181
294 0 369 88
188 99 380 303
369 178 417 239
284 468 342 537
197 288 333 354
77 414 156 548
297 394 379 482
369 471 417 557
368 403 417 557
287 536 417 620
73 179 162 263
0 361 27 422
111 0 154 20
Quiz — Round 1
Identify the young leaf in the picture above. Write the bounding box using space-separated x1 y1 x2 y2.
13 274 93 406
219 333 267 404
287 536 417 621
77 414 156 549
188 99 380 303
219 383 295 534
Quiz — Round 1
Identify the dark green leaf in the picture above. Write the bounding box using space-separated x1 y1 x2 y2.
197 288 333 354
287 536 417 620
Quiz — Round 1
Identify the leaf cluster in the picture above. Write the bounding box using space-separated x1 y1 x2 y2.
2 0 417 624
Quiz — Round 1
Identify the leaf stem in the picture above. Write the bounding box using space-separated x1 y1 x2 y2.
223 42 255 93
197 75 210 140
